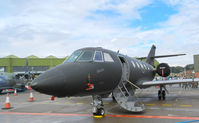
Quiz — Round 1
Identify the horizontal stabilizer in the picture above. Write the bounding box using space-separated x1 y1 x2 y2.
138 54 186 60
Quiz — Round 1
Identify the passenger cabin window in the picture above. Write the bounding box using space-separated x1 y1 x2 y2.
139 63 142 68
140 63 144 69
104 53 114 62
143 64 147 70
136 62 140 68
145 65 148 70
65 50 82 63
77 51 93 62
147 65 150 70
139 62 142 68
149 66 153 70
94 51 103 62
131 61 136 68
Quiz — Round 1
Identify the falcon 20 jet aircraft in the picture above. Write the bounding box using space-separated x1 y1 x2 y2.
31 45 199 117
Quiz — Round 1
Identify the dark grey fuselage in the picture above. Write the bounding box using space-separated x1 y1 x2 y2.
31 47 155 97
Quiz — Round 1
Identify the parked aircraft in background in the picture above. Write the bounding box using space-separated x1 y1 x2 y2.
0 58 34 93
0 72 25 93
31 45 198 117
15 58 35 80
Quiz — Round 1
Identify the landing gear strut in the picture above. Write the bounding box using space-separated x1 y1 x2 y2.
92 95 105 118
158 86 166 100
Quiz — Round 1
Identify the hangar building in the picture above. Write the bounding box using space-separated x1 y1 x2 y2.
194 54 199 78
0 55 66 74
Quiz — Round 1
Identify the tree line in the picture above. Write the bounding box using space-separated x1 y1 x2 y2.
171 64 194 73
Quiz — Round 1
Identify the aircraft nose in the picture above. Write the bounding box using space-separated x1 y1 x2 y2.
30 81 39 90
31 64 67 96
31 63 87 97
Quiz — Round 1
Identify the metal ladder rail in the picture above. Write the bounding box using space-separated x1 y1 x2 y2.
112 82 145 112
118 85 126 97
125 80 143 104
121 81 131 97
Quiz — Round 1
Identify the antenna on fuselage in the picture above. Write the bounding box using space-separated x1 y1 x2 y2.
117 50 120 54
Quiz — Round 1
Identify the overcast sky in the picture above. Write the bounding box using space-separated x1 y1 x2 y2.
0 0 199 66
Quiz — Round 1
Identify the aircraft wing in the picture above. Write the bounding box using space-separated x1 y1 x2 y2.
142 78 199 86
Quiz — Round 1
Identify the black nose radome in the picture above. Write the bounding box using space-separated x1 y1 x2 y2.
30 81 38 90
30 63 87 97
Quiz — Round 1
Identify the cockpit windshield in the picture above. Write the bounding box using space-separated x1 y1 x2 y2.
64 50 94 63
77 51 94 62
65 50 82 63
64 50 111 63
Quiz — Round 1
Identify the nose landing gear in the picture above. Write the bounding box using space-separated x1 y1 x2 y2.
92 95 105 118
158 86 166 100
158 90 166 100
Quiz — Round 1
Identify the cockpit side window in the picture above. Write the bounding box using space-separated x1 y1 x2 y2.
104 53 114 62
77 51 94 62
65 50 82 63
94 51 104 62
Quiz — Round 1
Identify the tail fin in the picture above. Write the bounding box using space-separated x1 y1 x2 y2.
146 45 156 66
137 45 186 66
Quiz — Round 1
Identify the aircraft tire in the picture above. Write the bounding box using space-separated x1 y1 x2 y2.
158 96 161 100
158 90 162 100
93 108 105 117
99 108 105 116
162 91 166 100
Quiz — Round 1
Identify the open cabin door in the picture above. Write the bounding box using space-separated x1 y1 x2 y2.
119 56 130 82
112 56 145 112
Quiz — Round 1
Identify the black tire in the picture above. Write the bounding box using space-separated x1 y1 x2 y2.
93 112 97 116
93 108 105 116
99 108 105 116
158 90 161 100
162 91 166 100
158 96 161 100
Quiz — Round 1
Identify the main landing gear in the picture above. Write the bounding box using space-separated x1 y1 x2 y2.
158 86 166 100
92 95 105 118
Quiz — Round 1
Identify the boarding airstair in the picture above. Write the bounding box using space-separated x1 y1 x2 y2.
112 80 145 112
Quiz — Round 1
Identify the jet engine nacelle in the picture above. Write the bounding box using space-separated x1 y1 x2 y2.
156 63 170 77
15 74 20 79
24 73 34 80
24 74 29 79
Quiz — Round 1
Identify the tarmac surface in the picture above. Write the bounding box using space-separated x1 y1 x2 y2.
1 85 199 123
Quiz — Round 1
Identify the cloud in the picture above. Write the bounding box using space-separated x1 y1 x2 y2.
139 0 199 66
0 0 199 66
0 0 151 53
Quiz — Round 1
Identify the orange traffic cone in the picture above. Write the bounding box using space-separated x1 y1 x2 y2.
29 91 34 102
51 96 55 101
13 89 17 96
3 94 11 109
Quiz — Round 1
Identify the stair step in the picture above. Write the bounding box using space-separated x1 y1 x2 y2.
112 81 145 112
